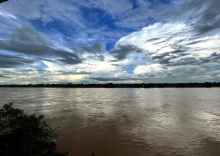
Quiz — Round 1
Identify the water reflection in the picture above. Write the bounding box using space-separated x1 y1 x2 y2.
0 88 220 155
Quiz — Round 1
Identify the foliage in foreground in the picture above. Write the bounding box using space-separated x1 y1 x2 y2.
0 103 68 156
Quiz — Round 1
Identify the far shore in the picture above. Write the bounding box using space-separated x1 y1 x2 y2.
0 82 220 88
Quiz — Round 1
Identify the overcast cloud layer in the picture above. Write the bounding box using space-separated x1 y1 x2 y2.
0 0 219 84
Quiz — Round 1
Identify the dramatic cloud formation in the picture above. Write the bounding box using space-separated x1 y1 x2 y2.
0 0 219 84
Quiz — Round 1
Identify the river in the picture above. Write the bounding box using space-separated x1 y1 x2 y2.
0 88 220 156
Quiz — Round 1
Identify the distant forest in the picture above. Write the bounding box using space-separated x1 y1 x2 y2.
0 82 220 88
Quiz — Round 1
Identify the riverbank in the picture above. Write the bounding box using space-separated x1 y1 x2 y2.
1 82 220 88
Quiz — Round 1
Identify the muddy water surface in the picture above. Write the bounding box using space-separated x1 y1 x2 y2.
1 88 220 156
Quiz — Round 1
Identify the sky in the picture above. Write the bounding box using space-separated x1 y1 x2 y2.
0 0 220 84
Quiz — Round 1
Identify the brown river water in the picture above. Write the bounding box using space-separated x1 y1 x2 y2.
0 88 220 156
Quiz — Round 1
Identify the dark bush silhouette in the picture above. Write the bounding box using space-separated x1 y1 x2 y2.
0 103 68 156
0 0 8 4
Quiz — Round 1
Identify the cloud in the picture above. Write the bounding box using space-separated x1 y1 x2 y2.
113 0 171 29
91 77 139 82
118 22 192 53
48 74 86 83
115 21 220 80
90 0 133 19
193 1 220 35
168 0 220 35
200 52 220 63
134 64 165 75
0 26 82 65
91 77 128 82
0 75 9 78
0 53 34 68
74 43 106 54
0 10 21 38
90 69 147 82
0 0 85 27
57 51 81 64
111 44 144 60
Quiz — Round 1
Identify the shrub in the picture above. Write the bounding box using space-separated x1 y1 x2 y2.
0 103 68 156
